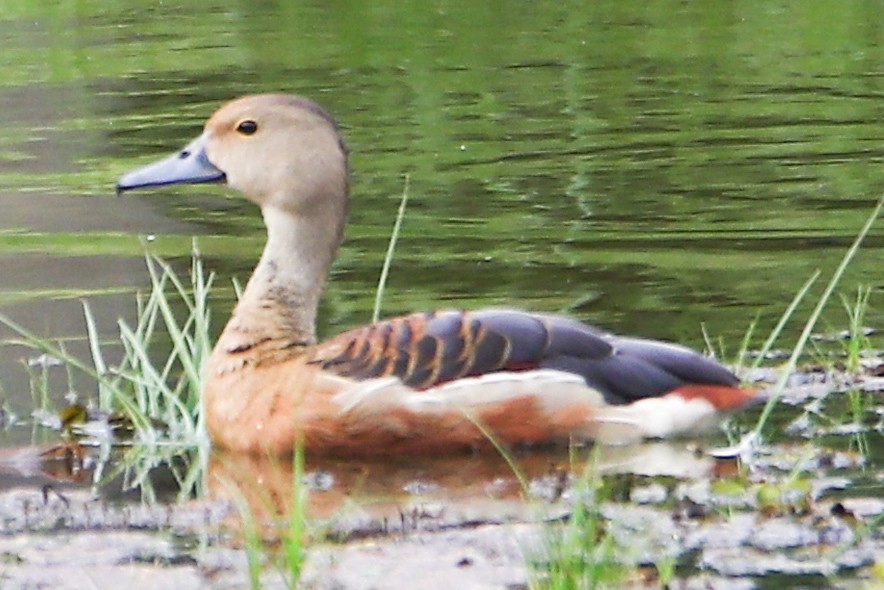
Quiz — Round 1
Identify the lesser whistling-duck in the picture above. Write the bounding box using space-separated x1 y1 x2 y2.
117 94 757 455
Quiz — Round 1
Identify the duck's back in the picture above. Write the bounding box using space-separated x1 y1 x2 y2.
310 309 742 404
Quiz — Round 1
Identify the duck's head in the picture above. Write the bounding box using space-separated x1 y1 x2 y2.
117 94 349 216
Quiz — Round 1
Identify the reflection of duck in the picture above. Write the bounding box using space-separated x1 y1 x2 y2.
208 442 717 535
0 443 90 488
118 94 757 455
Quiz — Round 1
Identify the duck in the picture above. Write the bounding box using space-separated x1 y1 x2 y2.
117 94 758 455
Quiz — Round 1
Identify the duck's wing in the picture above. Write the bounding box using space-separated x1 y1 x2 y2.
308 309 742 405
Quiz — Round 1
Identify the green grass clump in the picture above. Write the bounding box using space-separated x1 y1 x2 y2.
232 445 308 590
0 243 214 498
751 196 883 439
2 246 211 445
529 453 629 590
838 285 874 375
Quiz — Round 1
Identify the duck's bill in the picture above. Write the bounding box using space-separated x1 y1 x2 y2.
116 134 226 194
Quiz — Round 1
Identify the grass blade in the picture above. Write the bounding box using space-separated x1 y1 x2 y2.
372 176 410 323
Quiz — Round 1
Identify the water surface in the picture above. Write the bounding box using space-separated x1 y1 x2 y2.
0 2 881 447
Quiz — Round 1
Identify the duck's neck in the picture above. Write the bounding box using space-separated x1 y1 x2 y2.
224 204 341 348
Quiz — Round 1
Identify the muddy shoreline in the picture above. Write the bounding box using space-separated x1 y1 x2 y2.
1 481 881 589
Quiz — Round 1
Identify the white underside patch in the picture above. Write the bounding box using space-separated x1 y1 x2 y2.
591 395 719 443
332 370 720 444
334 369 604 416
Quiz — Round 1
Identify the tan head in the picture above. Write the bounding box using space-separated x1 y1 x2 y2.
119 94 353 344
118 93 349 223
205 95 348 214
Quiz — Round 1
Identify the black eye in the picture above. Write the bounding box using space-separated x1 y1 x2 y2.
236 120 258 135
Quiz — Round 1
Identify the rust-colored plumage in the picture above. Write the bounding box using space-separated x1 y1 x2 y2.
118 94 759 455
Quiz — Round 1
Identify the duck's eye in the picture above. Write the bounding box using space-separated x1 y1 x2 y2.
236 120 258 135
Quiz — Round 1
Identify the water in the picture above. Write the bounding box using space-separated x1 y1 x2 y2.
0 3 881 438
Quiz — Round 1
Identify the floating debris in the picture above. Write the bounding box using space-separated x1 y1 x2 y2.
27 354 63 369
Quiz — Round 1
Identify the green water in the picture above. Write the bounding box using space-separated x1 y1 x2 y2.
0 1 882 426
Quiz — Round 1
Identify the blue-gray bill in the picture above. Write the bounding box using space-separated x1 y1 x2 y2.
116 133 225 195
